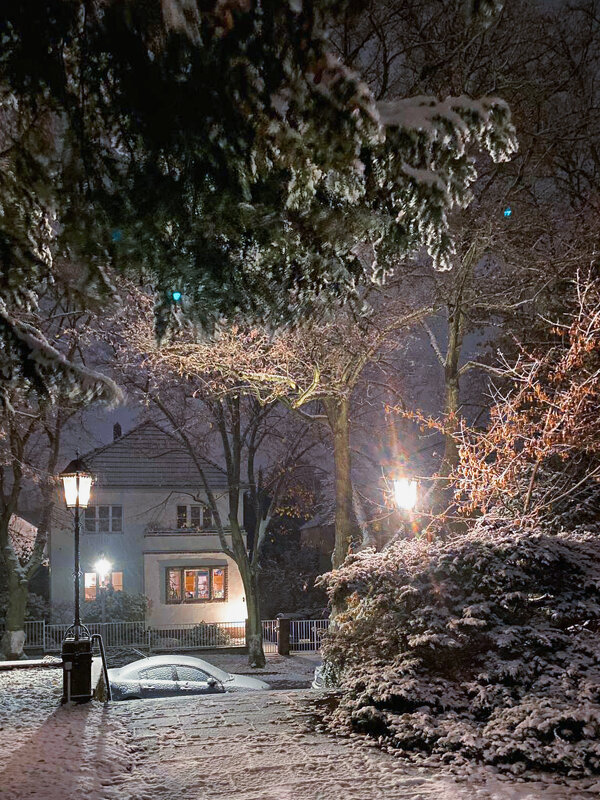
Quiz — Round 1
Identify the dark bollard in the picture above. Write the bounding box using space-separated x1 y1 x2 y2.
62 636 93 703
277 617 290 656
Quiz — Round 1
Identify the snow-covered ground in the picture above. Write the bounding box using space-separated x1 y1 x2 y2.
0 667 139 800
0 665 598 800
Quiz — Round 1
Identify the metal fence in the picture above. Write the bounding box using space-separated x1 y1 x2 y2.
1 618 328 654
44 622 148 652
290 619 329 652
261 619 329 654
261 620 279 654
149 621 246 651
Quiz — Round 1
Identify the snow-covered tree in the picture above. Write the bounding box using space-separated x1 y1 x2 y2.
317 520 600 778
115 281 436 576
0 0 516 401
0 276 118 659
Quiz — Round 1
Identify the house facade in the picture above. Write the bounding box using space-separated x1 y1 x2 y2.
49 422 247 627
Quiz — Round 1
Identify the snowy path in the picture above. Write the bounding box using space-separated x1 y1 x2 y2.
109 690 594 800
0 668 596 800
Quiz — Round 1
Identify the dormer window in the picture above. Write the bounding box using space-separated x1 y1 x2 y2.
176 504 212 530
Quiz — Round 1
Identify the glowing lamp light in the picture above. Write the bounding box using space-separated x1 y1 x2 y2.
95 557 112 586
503 206 512 218
393 478 418 511
60 458 93 508
172 290 182 302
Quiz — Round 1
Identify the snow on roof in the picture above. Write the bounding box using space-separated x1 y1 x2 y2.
78 421 227 489
9 514 37 557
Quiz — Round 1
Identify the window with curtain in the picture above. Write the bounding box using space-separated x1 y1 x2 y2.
165 566 227 603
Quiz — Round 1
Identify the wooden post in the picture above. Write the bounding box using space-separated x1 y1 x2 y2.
277 617 290 656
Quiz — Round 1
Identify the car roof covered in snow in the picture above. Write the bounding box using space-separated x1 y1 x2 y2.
116 654 232 682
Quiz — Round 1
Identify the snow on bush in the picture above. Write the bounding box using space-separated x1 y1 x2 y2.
318 521 600 776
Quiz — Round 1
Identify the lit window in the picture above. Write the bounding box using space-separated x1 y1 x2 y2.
166 566 227 603
84 570 123 600
111 571 123 592
212 568 225 599
84 572 97 602
84 506 123 533
185 569 210 600
167 569 182 602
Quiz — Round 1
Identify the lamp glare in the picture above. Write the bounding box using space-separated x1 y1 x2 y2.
394 478 417 511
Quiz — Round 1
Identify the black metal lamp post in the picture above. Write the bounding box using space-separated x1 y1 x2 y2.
59 455 94 703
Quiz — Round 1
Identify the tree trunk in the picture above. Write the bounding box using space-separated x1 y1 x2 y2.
229 518 266 668
244 568 264 668
1 568 28 660
441 370 460 473
427 304 465 522
324 396 360 570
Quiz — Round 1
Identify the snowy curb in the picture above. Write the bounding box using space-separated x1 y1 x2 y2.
0 657 62 670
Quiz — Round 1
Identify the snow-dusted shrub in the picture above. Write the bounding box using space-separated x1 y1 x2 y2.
318 521 600 776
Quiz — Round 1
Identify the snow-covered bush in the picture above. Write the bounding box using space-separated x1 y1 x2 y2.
318 521 600 776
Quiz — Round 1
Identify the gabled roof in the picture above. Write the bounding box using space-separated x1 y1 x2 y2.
79 421 227 489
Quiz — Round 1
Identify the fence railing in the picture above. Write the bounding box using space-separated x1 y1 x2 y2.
261 620 279 654
1 618 328 654
44 622 149 652
149 621 246 651
290 619 329 652
261 619 329 654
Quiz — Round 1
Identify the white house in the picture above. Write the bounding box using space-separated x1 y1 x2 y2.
49 422 247 627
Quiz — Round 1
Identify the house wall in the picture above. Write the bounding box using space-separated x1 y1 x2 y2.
49 486 247 624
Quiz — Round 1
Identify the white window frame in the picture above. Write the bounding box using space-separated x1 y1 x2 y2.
176 504 213 530
84 505 123 533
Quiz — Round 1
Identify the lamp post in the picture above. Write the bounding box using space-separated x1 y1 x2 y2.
94 557 112 625
59 455 94 703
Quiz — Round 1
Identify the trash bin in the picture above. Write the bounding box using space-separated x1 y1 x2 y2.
62 636 93 703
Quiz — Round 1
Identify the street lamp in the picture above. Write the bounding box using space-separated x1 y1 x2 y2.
59 455 94 703
95 557 112 625
393 477 418 511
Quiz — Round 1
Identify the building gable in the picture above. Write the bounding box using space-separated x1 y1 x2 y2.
80 422 226 489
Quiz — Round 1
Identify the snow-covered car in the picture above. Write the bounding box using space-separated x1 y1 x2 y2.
107 654 269 701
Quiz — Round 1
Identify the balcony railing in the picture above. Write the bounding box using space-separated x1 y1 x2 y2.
144 525 221 536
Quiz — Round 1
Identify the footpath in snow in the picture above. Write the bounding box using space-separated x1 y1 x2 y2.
0 664 597 800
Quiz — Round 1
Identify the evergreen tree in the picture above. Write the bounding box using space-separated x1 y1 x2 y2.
0 0 516 400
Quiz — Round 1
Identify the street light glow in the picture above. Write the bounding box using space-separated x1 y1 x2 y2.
95 557 112 585
393 478 418 511
60 458 93 508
